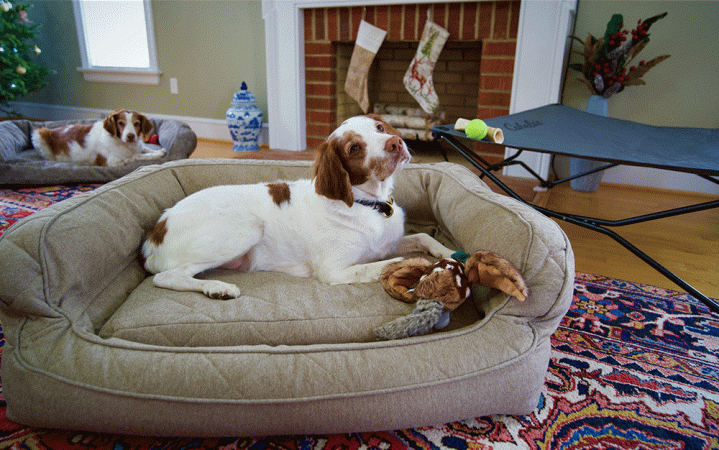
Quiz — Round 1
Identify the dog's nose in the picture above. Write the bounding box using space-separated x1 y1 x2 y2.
385 136 402 154
126 133 136 142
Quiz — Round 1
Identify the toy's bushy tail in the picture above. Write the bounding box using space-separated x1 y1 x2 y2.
374 299 444 340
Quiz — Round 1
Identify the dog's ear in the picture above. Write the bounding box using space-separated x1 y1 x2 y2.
313 138 353 207
103 111 120 137
138 113 153 139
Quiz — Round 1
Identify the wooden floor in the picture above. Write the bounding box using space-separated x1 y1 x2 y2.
192 139 719 300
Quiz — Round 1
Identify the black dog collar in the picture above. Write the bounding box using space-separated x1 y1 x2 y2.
355 195 394 218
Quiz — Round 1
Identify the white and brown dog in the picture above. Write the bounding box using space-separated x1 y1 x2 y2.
142 115 455 299
32 109 166 167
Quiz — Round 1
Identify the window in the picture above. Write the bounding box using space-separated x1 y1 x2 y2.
72 0 161 84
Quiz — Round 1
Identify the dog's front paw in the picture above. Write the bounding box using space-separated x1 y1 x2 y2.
419 235 455 259
465 250 528 301
429 244 455 260
140 147 166 159
148 148 167 159
203 281 241 300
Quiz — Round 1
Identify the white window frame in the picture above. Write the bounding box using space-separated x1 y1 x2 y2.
72 0 162 85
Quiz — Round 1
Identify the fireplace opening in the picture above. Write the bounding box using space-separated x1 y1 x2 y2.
336 41 484 156
336 41 482 127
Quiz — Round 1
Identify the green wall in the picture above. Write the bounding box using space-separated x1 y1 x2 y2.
21 0 719 132
563 0 718 128
23 0 267 121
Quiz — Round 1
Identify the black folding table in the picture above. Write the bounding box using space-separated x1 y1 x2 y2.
432 104 719 313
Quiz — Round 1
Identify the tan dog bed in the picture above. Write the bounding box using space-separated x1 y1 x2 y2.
0 159 574 436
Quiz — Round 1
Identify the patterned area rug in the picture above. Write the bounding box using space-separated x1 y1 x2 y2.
1 186 718 449
0 184 99 237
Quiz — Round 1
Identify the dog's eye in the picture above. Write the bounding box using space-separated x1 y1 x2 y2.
376 123 385 132
117 120 125 127
349 144 361 155
134 121 141 128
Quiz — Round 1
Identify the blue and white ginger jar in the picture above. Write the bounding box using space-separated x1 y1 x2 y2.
226 82 263 152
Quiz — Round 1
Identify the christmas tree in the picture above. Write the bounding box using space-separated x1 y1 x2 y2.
1 1 54 115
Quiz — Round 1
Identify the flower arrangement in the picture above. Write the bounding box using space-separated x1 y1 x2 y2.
569 12 670 99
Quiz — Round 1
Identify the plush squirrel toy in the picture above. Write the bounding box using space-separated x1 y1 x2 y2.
374 250 528 340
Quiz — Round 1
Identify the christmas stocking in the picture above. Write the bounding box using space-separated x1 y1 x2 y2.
344 20 387 113
404 21 449 115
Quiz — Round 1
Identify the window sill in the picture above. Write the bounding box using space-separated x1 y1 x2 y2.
77 67 162 85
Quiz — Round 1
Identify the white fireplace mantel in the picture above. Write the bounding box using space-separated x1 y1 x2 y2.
262 0 577 179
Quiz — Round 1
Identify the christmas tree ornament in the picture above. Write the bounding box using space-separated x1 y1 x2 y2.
16 64 26 75
344 20 386 113
403 20 449 115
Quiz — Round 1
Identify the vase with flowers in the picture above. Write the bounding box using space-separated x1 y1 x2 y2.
567 12 670 192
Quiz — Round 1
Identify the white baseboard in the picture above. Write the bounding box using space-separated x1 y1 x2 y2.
553 155 719 196
8 101 268 144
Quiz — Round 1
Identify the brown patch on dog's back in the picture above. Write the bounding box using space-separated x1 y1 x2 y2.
65 123 93 145
35 128 65 156
267 182 291 206
36 124 93 158
147 218 168 245
93 154 107 166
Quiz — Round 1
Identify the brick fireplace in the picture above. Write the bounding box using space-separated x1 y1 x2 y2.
263 0 576 180
304 1 520 160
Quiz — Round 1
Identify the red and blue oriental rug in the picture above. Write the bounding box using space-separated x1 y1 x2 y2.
1 185 718 449
0 184 98 236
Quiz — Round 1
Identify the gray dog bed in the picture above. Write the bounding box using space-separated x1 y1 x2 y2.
0 117 197 185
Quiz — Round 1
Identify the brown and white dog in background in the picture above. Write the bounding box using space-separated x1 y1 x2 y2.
32 109 166 167
142 114 455 299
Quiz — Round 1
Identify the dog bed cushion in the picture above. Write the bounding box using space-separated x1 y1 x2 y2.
0 159 574 436
0 117 197 186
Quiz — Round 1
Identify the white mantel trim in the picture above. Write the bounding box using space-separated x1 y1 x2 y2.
505 0 577 178
262 0 578 180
